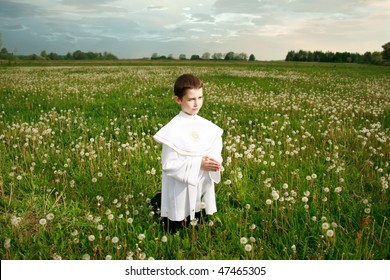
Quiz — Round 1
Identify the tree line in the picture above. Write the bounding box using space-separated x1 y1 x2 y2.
285 42 390 65
0 48 118 61
150 51 256 61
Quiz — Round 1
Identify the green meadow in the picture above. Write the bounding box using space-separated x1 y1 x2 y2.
0 61 389 260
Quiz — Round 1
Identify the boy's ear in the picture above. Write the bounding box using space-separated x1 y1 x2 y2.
174 96 182 105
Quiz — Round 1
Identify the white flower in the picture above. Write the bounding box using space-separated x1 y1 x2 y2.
88 235 95 242
112 236 119 244
39 218 47 226
326 229 334 237
82 254 91 260
105 255 112 260
272 190 279 200
138 234 146 241
139 252 146 260
302 197 309 203
91 177 97 183
266 199 272 205
190 219 198 226
127 218 133 224
240 237 248 244
322 222 330 230
4 239 11 249
291 244 296 252
161 236 168 243
244 244 253 252
46 213 54 220
245 204 251 210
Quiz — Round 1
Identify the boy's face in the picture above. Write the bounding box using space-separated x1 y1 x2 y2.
175 88 203 116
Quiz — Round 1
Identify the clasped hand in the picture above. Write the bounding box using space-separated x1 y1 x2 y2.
201 156 221 172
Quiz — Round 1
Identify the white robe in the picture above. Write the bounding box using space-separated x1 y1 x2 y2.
153 111 223 221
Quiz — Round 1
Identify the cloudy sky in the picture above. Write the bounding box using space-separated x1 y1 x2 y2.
1 0 389 60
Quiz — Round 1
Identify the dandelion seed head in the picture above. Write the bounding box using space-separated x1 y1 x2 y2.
190 219 198 226
139 252 146 260
112 236 119 244
326 229 334 237
46 213 54 220
4 239 11 249
244 244 253 252
82 254 90 260
39 218 47 226
138 233 146 241
322 222 330 230
88 235 95 242
240 237 248 244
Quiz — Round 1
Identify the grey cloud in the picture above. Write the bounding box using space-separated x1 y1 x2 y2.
213 0 264 14
60 0 115 9
146 5 168 11
189 14 215 24
0 0 43 18
0 24 27 31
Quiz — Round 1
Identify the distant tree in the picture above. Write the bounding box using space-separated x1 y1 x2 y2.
0 47 9 59
363 52 372 64
237 52 248 60
201 52 211 60
224 51 235 60
190 54 200 60
48 52 60 60
168 54 174 60
73 50 88 60
151 53 159 60
212 53 223 60
179 54 186 60
371 51 383 65
382 42 390 63
40 50 47 58
249 54 256 61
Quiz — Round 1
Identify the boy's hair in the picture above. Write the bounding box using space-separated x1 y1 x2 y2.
174 74 203 99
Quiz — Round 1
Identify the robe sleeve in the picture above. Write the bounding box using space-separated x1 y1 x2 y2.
208 136 223 183
161 144 202 186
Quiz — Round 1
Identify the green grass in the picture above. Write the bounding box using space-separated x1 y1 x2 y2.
0 61 389 260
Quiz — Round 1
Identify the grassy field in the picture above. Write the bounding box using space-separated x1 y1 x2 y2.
0 61 389 260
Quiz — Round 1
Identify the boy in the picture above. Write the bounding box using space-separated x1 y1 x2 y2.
153 74 223 232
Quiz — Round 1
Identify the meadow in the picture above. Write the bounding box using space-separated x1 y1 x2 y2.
0 61 389 260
